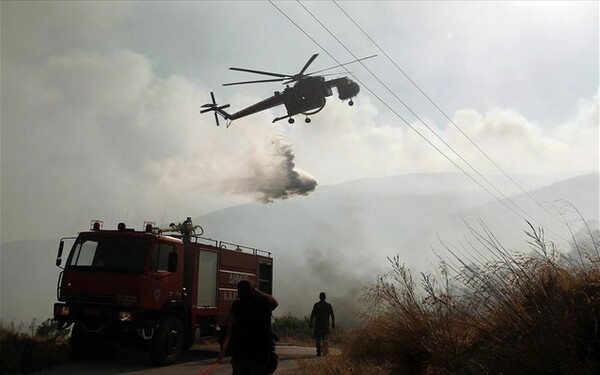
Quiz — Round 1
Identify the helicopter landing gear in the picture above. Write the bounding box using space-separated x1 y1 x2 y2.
305 117 311 124
348 100 354 106
288 118 295 124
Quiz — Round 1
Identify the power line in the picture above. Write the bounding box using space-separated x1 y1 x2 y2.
269 0 571 247
293 0 571 246
297 1 543 227
332 0 561 223
268 1 561 241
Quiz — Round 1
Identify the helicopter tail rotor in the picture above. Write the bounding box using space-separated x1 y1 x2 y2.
200 92 231 126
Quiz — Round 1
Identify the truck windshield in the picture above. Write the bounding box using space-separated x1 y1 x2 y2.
66 237 150 273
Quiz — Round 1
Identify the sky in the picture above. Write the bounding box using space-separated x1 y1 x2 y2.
1 0 598 244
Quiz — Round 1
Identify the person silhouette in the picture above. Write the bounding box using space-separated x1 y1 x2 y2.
309 292 335 356
219 280 278 374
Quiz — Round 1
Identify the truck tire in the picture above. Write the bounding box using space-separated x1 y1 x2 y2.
149 316 183 366
71 324 107 358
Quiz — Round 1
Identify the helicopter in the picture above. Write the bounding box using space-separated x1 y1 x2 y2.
201 53 375 127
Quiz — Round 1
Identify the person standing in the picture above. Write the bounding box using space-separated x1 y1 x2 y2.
219 280 278 375
309 292 335 356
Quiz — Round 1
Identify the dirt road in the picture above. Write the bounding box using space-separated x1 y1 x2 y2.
37 344 320 374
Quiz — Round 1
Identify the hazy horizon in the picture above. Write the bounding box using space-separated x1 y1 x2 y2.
2 172 597 325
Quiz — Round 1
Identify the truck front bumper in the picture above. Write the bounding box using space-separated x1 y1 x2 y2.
53 302 158 338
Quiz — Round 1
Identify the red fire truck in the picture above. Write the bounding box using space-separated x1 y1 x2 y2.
53 218 273 365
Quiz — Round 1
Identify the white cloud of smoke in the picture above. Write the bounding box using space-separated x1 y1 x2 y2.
244 135 317 203
287 90 599 182
1 49 320 242
2 46 598 243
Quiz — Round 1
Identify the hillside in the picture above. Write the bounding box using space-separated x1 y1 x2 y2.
1 173 597 325
196 173 599 321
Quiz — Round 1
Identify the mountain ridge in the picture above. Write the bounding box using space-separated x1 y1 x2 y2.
195 172 598 320
1 172 597 324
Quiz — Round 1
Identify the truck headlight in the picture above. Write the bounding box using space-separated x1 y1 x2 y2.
54 304 70 317
118 311 134 322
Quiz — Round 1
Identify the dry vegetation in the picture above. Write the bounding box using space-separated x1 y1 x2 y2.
298 219 600 374
2 210 598 375
274 313 314 346
0 319 70 373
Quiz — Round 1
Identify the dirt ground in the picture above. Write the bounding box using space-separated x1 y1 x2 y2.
34 343 330 375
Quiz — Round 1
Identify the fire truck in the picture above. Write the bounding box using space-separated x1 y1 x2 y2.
53 218 273 365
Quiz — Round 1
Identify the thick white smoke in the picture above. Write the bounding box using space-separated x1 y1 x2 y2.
238 135 318 203
1 49 318 242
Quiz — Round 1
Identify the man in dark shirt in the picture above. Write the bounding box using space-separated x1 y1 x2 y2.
219 280 278 374
309 292 335 356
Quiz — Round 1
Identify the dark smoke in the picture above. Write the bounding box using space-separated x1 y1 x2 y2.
276 247 375 326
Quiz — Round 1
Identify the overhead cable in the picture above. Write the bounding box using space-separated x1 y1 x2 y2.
268 0 563 243
294 0 570 246
332 0 562 223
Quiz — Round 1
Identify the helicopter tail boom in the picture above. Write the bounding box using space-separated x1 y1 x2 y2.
200 92 232 126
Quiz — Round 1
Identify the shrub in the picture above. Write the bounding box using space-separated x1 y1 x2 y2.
0 319 70 373
274 313 313 345
36 318 70 339
318 219 600 374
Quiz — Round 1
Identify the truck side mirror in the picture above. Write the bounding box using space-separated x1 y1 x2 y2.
56 241 64 267
168 252 178 273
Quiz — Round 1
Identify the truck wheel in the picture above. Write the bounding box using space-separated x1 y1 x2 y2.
71 324 107 358
149 317 183 366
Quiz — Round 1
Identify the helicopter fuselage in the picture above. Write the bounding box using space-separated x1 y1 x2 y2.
227 76 360 123
282 76 331 117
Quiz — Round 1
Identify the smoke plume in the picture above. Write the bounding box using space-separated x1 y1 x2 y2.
238 135 318 203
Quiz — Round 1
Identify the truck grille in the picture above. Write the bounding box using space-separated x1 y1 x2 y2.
66 291 115 305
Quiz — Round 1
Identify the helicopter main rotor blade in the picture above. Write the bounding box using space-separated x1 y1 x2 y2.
298 53 319 76
223 78 286 86
229 67 290 78
308 54 378 75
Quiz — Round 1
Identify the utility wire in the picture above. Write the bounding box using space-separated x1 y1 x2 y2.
332 0 561 223
294 0 571 246
297 0 553 235
268 0 569 246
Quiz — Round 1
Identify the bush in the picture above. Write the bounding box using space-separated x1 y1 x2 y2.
321 220 600 375
0 319 70 373
274 313 313 344
36 318 70 339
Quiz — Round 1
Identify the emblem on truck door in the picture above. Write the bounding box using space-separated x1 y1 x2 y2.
154 288 162 301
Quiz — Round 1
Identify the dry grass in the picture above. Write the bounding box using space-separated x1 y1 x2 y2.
274 313 314 346
0 319 70 373
298 353 392 375
297 218 600 374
